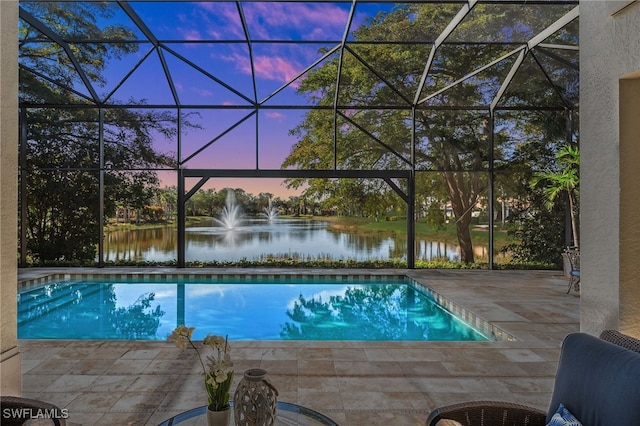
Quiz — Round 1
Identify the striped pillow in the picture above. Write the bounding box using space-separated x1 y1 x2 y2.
547 403 582 426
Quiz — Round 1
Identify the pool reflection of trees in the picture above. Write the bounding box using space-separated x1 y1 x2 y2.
19 282 164 339
280 285 486 341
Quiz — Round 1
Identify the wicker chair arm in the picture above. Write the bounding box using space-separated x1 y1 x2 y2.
426 400 547 426
599 329 640 353
0 396 67 426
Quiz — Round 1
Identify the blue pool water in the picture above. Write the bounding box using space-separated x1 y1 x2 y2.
17 276 493 341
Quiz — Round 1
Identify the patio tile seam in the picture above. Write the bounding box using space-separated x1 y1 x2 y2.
87 408 158 413
324 408 431 414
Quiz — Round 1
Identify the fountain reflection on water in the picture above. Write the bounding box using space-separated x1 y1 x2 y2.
213 190 243 230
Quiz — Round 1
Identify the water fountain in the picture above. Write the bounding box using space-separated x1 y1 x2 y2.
262 198 279 222
214 190 243 229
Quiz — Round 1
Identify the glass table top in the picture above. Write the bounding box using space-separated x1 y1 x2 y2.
157 401 339 426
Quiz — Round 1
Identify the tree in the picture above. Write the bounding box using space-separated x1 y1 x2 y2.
19 2 180 262
282 3 572 263
496 110 576 266
502 189 567 267
153 186 178 222
531 145 580 248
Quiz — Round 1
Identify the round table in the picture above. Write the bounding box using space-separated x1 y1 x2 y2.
157 401 339 426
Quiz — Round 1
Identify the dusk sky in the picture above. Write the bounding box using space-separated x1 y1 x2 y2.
21 1 577 197
78 1 394 197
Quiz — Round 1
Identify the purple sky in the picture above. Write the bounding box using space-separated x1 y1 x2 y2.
87 2 395 197
90 1 391 197
23 2 577 197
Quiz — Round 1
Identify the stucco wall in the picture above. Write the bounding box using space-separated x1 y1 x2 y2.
0 0 21 395
580 0 640 336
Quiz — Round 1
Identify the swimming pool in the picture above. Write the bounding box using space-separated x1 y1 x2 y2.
17 274 504 341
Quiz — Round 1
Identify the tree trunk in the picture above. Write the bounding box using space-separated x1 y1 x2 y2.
441 170 477 263
455 214 475 263
569 191 579 248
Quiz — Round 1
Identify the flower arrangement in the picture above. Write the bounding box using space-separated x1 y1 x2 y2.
168 325 234 411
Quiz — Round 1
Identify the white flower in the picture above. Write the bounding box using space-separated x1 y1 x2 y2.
168 326 234 411
167 325 194 350
214 370 228 383
206 374 220 389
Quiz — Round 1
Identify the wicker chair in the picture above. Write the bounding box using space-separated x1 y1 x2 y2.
563 247 580 293
599 329 640 352
0 396 67 426
426 400 546 426
426 332 640 426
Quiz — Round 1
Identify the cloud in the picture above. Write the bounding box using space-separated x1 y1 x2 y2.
195 88 215 98
192 2 347 87
222 52 252 76
265 111 285 120
253 55 301 83
243 2 348 40
189 2 350 42
196 2 245 40
220 51 302 87
179 29 203 41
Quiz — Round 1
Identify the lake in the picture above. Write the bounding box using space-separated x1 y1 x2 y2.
102 218 471 263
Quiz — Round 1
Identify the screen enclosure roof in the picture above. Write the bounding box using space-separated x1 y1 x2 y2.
18 0 579 111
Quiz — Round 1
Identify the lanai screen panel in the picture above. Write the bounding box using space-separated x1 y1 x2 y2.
17 1 579 267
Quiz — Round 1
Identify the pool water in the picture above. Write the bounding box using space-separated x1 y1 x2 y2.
17 276 493 341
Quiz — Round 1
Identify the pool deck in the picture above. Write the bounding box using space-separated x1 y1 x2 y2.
15 268 579 426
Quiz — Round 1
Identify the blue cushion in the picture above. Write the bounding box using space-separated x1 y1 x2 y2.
546 403 582 426
546 333 640 426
